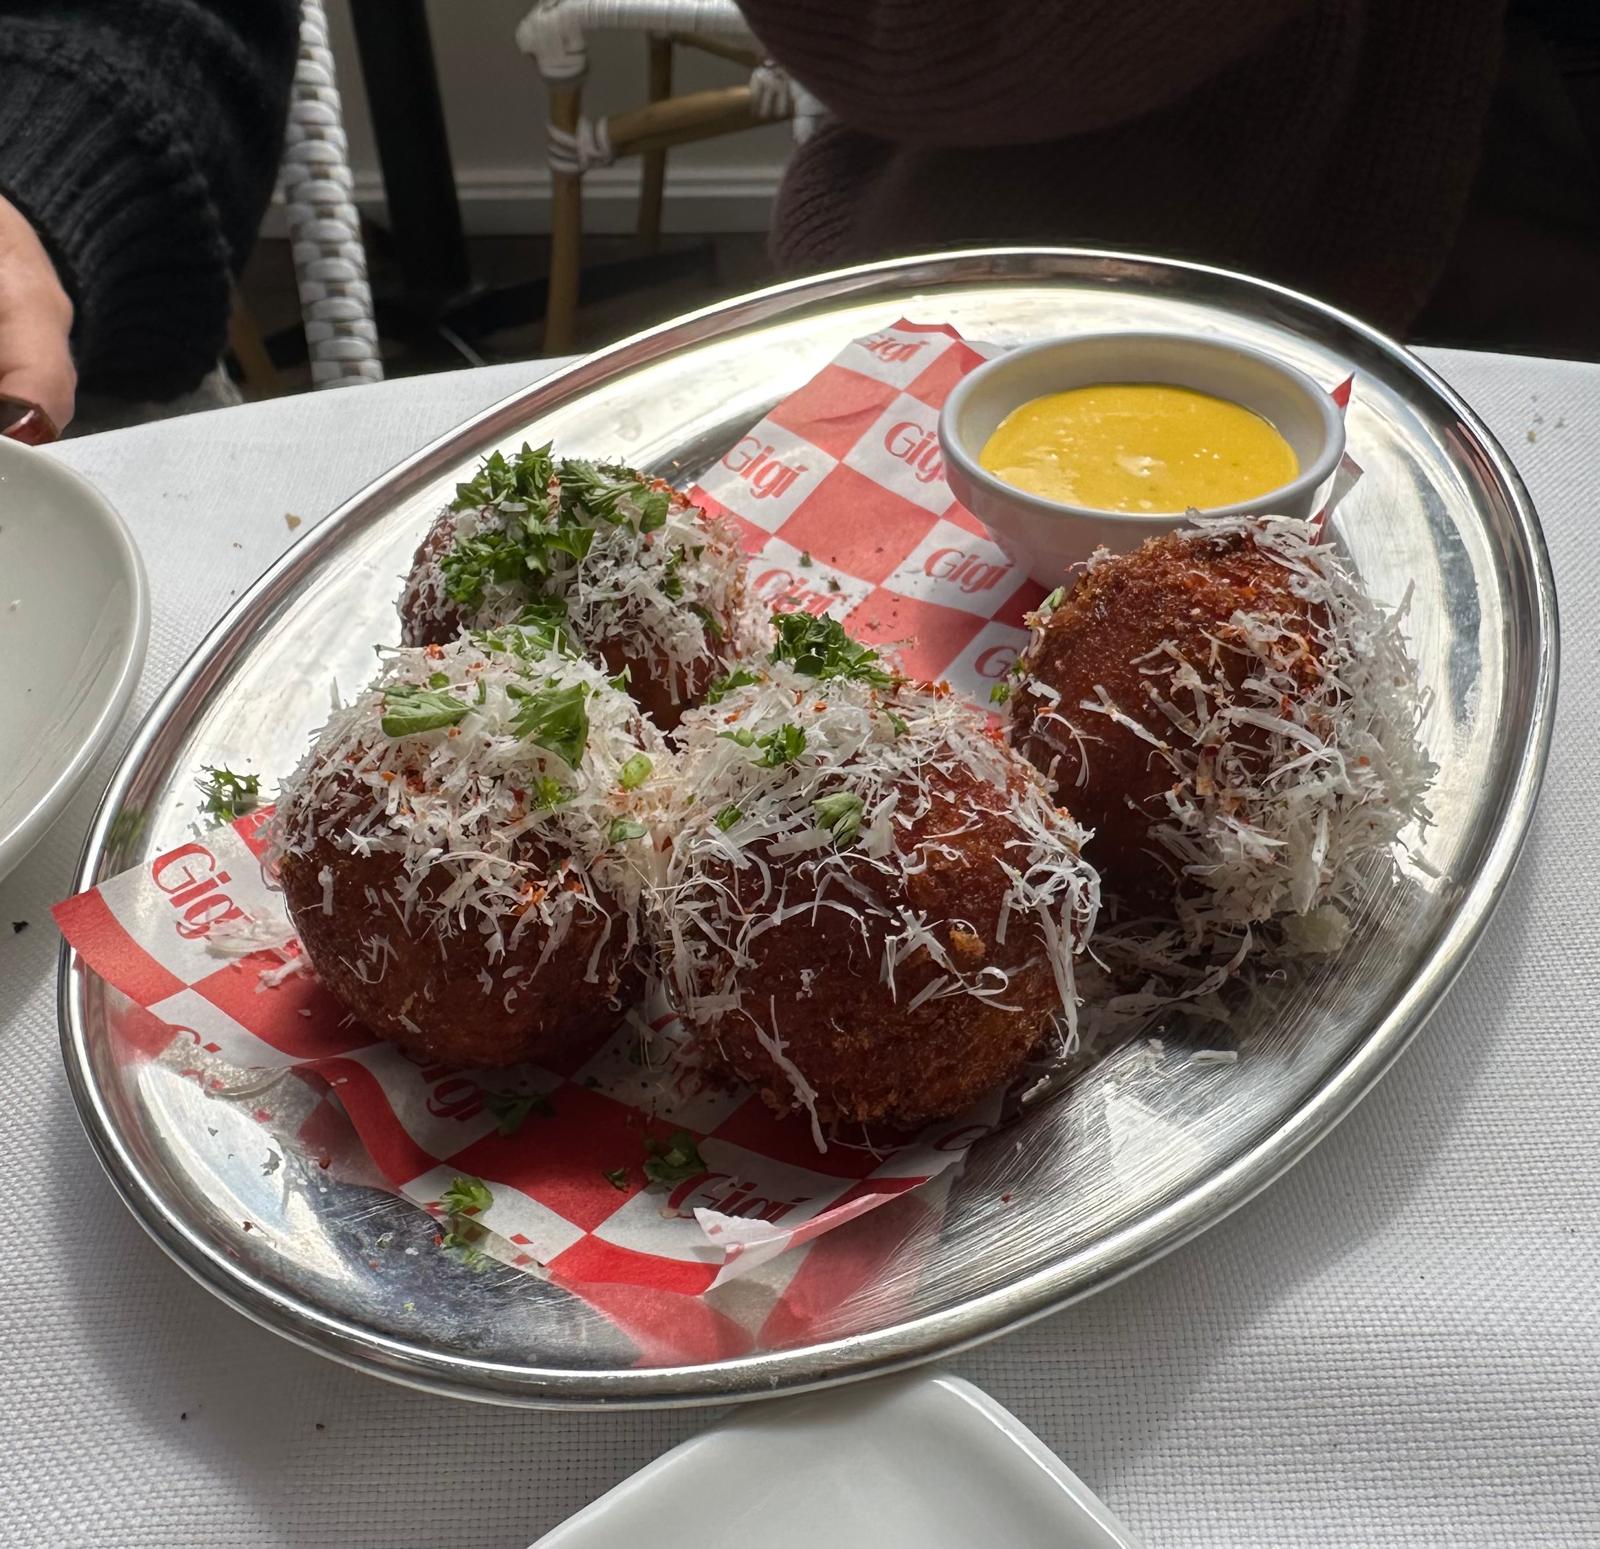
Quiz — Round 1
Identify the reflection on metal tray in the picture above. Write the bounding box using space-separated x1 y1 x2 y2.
59 249 1557 1408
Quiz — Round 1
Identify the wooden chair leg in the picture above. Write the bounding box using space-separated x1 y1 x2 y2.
544 79 585 357
638 36 672 250
227 285 282 398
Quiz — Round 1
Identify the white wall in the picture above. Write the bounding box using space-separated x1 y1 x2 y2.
322 0 791 234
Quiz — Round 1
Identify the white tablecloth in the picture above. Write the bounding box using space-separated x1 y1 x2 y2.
2 349 1595 1548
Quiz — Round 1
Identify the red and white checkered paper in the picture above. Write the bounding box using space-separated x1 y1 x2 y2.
692 320 1039 696
53 321 1353 1359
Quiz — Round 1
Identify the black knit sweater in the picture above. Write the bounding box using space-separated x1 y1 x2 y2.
0 0 297 398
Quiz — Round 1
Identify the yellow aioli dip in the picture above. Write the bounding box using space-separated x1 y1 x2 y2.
979 383 1298 513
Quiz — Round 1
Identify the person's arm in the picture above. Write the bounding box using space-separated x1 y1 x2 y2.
0 193 73 432
0 0 297 421
738 0 1312 146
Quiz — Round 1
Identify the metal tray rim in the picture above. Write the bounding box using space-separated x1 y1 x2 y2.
58 247 1560 1408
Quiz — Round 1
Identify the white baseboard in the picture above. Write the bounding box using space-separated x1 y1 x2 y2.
265 163 781 240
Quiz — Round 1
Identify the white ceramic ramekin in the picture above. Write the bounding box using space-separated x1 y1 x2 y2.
939 331 1345 582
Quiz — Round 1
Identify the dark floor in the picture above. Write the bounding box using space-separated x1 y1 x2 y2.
235 231 773 398
235 218 1600 403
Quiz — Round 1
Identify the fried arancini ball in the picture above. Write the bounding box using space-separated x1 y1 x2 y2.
278 826 632 1068
399 445 757 730
1010 518 1431 926
268 634 667 1068
662 620 1098 1132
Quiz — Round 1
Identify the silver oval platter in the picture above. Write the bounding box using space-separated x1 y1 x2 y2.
60 250 1557 1407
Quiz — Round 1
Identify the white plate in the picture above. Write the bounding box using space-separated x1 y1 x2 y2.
534 1373 1142 1548
0 438 148 882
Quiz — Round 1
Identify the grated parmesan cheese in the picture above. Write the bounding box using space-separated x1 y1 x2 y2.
265 633 672 987
1018 516 1436 960
401 453 767 704
657 658 1101 1127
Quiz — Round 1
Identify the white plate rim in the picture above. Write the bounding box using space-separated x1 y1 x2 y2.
0 438 149 881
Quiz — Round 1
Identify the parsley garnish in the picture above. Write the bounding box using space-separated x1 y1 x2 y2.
1041 585 1066 613
442 454 597 611
989 682 1011 705
510 681 590 767
643 1130 706 1185
451 443 556 514
618 752 652 790
532 775 570 810
706 666 759 704
441 1176 493 1217
443 528 535 610
481 600 576 660
886 711 909 738
440 452 678 619
691 604 724 642
440 1228 486 1267
660 545 685 601
720 722 808 764
196 766 260 822
770 611 892 686
603 1166 630 1191
486 1091 553 1136
812 789 865 845
607 817 648 844
715 804 742 832
755 723 806 767
381 684 470 737
559 459 670 533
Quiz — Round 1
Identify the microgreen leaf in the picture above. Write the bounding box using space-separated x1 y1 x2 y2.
989 682 1011 705
714 805 742 832
607 817 649 844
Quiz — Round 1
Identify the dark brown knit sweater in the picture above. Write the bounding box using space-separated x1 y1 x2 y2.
740 0 1511 332
0 1 296 398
